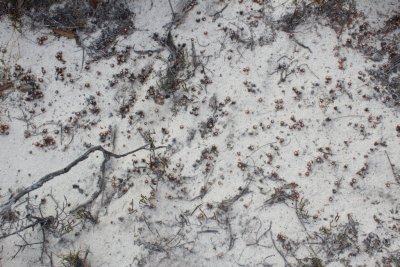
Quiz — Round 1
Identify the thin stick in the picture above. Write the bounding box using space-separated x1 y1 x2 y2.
168 0 175 18
385 150 398 182
212 4 229 22
294 202 318 258
271 230 292 267
292 37 312 53
227 217 235 251
332 115 364 121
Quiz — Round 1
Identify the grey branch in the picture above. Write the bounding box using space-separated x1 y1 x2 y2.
0 144 165 216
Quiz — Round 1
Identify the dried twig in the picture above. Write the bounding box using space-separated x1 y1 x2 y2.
291 37 312 53
385 150 399 183
271 230 292 267
247 221 272 247
294 200 318 258
12 234 43 260
212 4 229 22
133 46 164 55
168 0 176 19
227 217 235 251
0 144 165 216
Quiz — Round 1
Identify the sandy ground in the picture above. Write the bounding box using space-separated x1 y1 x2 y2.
0 0 399 266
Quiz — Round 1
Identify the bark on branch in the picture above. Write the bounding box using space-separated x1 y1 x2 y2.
0 144 164 216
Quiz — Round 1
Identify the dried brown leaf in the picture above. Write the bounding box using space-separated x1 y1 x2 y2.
53 29 76 39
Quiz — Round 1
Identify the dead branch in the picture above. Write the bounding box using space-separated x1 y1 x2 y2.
2 196 72 240
12 234 44 260
0 144 165 216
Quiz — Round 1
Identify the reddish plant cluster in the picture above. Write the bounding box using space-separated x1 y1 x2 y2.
288 115 305 130
37 35 48 45
0 123 10 135
277 233 294 251
146 86 165 105
274 98 284 111
55 51 65 64
99 129 111 143
34 136 56 147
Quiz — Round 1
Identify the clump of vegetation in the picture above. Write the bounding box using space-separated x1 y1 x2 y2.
0 64 44 100
279 0 358 34
34 135 56 147
0 0 134 60
0 122 10 135
381 250 400 267
157 43 190 94
316 215 360 261
312 0 358 34
60 249 90 267
263 182 300 206
354 14 400 106
298 257 325 267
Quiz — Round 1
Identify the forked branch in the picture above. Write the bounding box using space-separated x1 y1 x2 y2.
0 144 165 216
